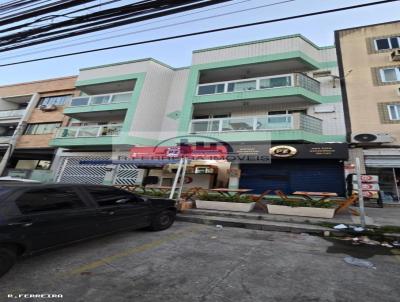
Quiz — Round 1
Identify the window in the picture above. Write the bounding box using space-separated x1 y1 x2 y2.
15 188 86 214
227 80 257 92
25 123 61 135
88 186 141 207
375 36 400 50
198 84 225 95
380 68 400 83
388 104 400 120
260 76 291 89
38 95 70 107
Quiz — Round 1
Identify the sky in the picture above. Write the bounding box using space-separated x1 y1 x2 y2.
0 0 399 85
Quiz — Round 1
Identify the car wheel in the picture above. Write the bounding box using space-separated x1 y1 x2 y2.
0 247 17 278
150 210 176 231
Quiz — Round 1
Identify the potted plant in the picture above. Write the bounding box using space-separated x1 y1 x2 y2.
267 199 336 218
195 193 256 212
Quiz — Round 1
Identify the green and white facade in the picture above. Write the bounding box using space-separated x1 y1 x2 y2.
50 34 348 194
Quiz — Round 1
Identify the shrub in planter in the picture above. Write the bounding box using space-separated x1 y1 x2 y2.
267 198 336 218
269 199 336 208
196 193 254 203
195 193 255 212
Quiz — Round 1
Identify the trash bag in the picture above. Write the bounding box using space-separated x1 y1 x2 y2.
343 256 376 269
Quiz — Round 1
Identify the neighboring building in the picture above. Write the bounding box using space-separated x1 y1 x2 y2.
50 35 348 195
0 76 78 182
335 21 400 201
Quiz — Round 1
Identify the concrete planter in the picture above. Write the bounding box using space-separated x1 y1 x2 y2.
195 200 256 212
267 204 335 219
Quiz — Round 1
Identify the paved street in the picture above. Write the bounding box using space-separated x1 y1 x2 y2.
1 222 399 302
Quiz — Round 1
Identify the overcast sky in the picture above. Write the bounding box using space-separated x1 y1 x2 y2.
0 0 399 85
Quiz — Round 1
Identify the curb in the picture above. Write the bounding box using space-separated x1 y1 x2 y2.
176 214 336 236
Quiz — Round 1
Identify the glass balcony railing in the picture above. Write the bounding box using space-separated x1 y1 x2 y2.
190 115 294 133
0 109 25 119
55 124 123 138
68 92 132 107
196 73 320 96
190 114 323 134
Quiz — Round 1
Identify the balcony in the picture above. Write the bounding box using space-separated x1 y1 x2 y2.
50 124 123 147
193 73 322 105
189 114 324 143
0 109 25 120
63 92 132 118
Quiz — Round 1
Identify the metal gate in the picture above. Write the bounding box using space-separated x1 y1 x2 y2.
114 164 145 185
56 156 110 184
240 160 345 195
55 156 145 185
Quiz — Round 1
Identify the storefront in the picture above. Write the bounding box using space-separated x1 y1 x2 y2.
238 143 348 196
364 148 400 203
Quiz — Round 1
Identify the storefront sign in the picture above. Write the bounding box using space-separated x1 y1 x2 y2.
352 190 379 199
270 143 348 159
269 146 297 158
352 175 379 183
229 143 271 163
353 183 380 190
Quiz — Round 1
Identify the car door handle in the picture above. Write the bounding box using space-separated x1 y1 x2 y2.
100 210 115 215
8 221 33 227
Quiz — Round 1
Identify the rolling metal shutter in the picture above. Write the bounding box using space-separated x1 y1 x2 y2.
240 160 345 196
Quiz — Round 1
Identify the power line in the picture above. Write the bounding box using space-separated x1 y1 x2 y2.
0 0 124 34
1 0 291 61
1 0 398 67
1 0 255 59
0 0 228 51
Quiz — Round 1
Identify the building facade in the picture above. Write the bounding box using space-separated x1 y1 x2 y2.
335 21 400 201
0 76 78 182
49 35 348 195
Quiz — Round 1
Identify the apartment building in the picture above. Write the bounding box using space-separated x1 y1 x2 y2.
50 35 348 195
0 76 78 182
335 21 400 201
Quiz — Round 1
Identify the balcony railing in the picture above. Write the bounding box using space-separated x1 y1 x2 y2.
196 73 320 96
55 124 123 138
0 109 25 119
190 114 322 134
68 92 132 107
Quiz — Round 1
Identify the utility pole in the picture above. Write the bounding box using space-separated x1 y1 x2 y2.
355 157 367 227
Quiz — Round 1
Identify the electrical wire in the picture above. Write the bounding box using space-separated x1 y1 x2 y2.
0 0 232 51
0 0 398 67
0 0 294 61
0 0 124 34
2 0 254 57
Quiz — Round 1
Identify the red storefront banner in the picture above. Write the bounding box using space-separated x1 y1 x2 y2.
130 145 228 160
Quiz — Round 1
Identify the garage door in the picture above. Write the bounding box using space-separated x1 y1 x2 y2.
240 160 345 196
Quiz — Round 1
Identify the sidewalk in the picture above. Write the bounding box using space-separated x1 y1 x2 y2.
180 206 400 227
177 206 400 238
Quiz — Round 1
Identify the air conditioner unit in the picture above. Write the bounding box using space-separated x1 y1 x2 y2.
391 49 400 61
351 132 394 144
39 104 57 112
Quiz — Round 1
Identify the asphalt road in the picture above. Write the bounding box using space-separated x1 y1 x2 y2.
1 221 399 302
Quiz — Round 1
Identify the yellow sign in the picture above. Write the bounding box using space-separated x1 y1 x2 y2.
269 145 297 158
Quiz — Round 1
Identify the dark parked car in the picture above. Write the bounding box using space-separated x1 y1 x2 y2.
0 184 176 278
